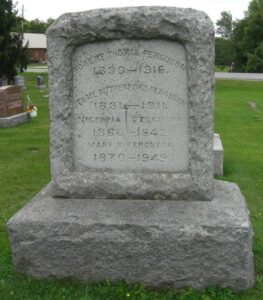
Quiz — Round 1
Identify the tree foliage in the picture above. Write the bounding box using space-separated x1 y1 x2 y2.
24 18 55 33
216 11 235 39
247 42 263 72
215 11 236 68
215 37 234 66
0 0 29 82
216 0 263 72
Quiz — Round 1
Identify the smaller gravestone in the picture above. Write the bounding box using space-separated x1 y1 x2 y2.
14 75 26 90
36 76 45 89
213 133 224 176
0 78 7 87
0 86 23 117
0 85 29 127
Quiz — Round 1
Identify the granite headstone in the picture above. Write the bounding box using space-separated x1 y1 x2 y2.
14 75 26 90
36 76 46 89
7 7 254 291
48 7 214 201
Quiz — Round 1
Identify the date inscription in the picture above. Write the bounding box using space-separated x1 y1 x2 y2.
93 64 166 76
92 127 166 137
94 153 167 163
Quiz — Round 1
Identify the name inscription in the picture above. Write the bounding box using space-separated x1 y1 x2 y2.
72 39 189 172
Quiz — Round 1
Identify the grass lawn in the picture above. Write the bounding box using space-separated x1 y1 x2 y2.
0 73 263 299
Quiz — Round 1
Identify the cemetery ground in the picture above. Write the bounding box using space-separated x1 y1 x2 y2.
0 73 262 300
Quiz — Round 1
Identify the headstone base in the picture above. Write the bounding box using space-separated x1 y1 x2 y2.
7 180 254 291
0 112 29 128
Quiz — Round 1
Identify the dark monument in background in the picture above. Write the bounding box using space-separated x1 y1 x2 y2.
0 85 23 117
0 85 29 128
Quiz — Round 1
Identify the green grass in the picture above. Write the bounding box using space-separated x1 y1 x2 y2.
0 74 263 299
215 80 263 287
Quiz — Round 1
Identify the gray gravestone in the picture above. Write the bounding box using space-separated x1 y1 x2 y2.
213 133 224 176
36 76 46 89
48 8 215 201
14 75 26 90
0 112 29 128
0 78 7 87
7 7 254 291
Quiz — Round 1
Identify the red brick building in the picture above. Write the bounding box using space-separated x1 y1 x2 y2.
23 33 47 63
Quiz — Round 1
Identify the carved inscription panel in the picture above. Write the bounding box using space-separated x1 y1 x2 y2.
72 39 189 172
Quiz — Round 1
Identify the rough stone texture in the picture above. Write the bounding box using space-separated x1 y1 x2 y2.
7 180 254 291
72 39 189 173
46 7 215 200
213 133 224 176
0 112 29 128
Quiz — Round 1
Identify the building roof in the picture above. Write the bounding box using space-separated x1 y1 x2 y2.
23 33 46 49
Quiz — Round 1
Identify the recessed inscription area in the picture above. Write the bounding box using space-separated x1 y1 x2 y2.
72 39 189 172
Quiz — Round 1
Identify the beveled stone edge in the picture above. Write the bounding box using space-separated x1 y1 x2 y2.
47 6 215 200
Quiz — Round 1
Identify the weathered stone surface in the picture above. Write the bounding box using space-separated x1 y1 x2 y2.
73 39 189 173
213 133 224 176
0 112 29 128
46 7 215 200
7 180 254 291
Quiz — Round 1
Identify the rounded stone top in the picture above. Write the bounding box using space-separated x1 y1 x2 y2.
46 6 214 46
46 5 215 201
